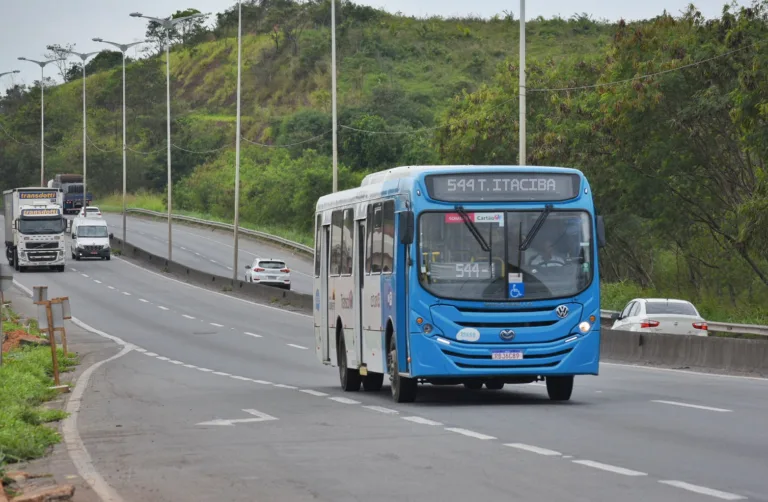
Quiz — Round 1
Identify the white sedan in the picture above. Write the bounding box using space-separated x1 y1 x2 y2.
77 206 102 218
610 298 708 336
244 258 291 290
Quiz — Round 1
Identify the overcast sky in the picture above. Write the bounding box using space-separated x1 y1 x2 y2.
0 0 750 94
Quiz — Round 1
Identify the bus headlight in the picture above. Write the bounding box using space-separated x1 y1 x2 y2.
578 321 591 333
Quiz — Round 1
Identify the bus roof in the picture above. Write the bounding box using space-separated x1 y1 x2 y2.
317 165 586 210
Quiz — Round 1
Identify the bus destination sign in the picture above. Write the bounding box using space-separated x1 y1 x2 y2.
424 172 581 202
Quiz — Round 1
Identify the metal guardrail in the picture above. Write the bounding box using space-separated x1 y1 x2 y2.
124 208 314 257
600 310 768 337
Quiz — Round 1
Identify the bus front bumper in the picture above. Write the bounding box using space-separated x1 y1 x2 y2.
406 329 600 379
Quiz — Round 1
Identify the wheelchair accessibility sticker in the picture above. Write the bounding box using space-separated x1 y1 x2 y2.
508 273 525 298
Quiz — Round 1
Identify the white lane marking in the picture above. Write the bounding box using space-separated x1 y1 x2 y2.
181 246 187 250
402 416 442 426
210 259 217 263
651 400 732 413
70 268 77 272
300 389 328 397
504 443 562 456
134 348 147 353
144 352 158 357
445 428 496 440
244 332 262 338
156 356 170 361
184 364 198 369
115 257 312 318
572 460 647 476
229 375 251 381
108 286 115 290
93 280 102 284
183 314 195 319
81 273 89 278
213 371 231 376
287 343 308 350
195 252 201 256
139 298 149 303
122 292 131 296
601 361 768 382
363 405 399 414
10 280 129 502
226 266 233 271
658 481 746 500
158 306 169 310
198 368 214 372
197 409 278 427
273 384 298 389
253 379 272 385
169 360 184 365
329 397 360 405
210 322 224 327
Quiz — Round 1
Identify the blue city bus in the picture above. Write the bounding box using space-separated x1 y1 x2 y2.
313 165 606 403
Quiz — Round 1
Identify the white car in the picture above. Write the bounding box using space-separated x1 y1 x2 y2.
610 298 708 336
77 206 102 218
244 258 291 290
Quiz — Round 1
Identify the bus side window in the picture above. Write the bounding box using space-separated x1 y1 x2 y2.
330 210 343 276
342 208 354 276
370 203 383 274
382 200 394 274
314 214 322 277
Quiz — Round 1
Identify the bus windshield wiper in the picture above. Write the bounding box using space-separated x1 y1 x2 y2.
456 205 490 252
519 204 553 251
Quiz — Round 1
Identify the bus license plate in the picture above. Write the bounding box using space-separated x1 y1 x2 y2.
491 350 523 361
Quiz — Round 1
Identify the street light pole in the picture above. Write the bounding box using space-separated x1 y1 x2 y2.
17 57 64 186
92 38 145 244
130 11 209 262
233 0 243 282
330 0 338 192
518 0 526 166
55 48 99 212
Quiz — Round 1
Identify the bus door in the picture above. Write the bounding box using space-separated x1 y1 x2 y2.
356 220 366 364
320 223 331 363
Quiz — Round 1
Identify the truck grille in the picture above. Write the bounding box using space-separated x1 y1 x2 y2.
27 251 59 262
26 242 58 249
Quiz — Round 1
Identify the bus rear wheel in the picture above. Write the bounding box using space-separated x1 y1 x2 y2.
338 334 361 392
388 335 417 403
546 376 574 401
485 380 504 390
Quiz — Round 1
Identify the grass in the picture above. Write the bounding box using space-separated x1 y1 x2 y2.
99 191 313 247
0 309 79 466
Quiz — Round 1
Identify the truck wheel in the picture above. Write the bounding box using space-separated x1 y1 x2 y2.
546 376 574 401
388 334 417 403
338 333 361 392
106 254 111 261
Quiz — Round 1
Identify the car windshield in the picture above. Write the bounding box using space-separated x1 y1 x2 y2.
258 261 285 269
18 217 66 235
418 210 593 301
645 301 698 316
77 225 108 238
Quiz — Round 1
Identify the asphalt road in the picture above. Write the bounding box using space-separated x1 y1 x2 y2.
99 212 314 294
5 219 767 501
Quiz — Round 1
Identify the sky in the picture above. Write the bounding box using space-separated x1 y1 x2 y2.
0 0 751 94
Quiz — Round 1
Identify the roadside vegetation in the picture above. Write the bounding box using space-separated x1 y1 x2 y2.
2 1 767 324
0 307 78 469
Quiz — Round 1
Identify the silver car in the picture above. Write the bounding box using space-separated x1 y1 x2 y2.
244 258 291 290
611 298 708 336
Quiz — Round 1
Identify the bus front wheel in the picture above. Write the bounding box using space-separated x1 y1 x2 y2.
338 333 361 392
388 335 417 403
546 376 574 401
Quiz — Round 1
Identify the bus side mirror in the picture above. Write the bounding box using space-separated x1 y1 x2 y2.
596 216 606 249
399 211 414 245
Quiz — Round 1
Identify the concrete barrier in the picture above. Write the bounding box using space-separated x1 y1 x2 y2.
601 328 768 376
109 236 314 315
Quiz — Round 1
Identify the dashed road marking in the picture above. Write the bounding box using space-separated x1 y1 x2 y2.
210 322 224 327
213 371 231 376
158 306 169 311
363 405 399 414
287 343 308 350
244 332 262 338
651 400 732 413
198 368 213 372
108 286 115 290
81 273 89 278
300 389 328 397
402 416 442 426
156 356 170 361
572 460 647 477
273 384 298 389
139 299 149 303
445 428 496 440
183 314 195 320
329 397 360 405
122 292 131 296
144 352 158 357
658 481 746 500
253 380 272 385
134 348 146 353
94 280 102 284
504 443 562 456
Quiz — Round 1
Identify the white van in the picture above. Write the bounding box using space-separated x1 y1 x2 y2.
70 218 112 260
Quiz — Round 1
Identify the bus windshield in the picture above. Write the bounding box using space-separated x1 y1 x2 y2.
418 210 593 301
18 217 66 235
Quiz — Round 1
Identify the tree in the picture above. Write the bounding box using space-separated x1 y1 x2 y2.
145 8 211 54
44 43 75 82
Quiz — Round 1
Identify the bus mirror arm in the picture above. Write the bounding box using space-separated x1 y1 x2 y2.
399 211 414 245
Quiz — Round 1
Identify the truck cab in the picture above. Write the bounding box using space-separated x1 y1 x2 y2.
71 218 111 260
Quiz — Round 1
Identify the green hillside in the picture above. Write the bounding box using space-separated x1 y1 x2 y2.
2 0 768 324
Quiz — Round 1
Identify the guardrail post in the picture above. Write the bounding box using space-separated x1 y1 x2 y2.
36 298 60 386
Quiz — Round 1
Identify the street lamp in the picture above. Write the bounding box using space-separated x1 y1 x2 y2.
129 11 208 261
53 47 99 212
330 0 338 192
232 1 243 282
92 38 146 244
17 57 65 186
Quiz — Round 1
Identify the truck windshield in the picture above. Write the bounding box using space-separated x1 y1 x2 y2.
77 226 108 238
18 217 66 235
418 210 593 301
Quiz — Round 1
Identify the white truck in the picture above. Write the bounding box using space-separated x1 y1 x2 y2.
3 187 67 272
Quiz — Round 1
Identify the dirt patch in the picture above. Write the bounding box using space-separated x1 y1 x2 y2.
2 330 49 353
